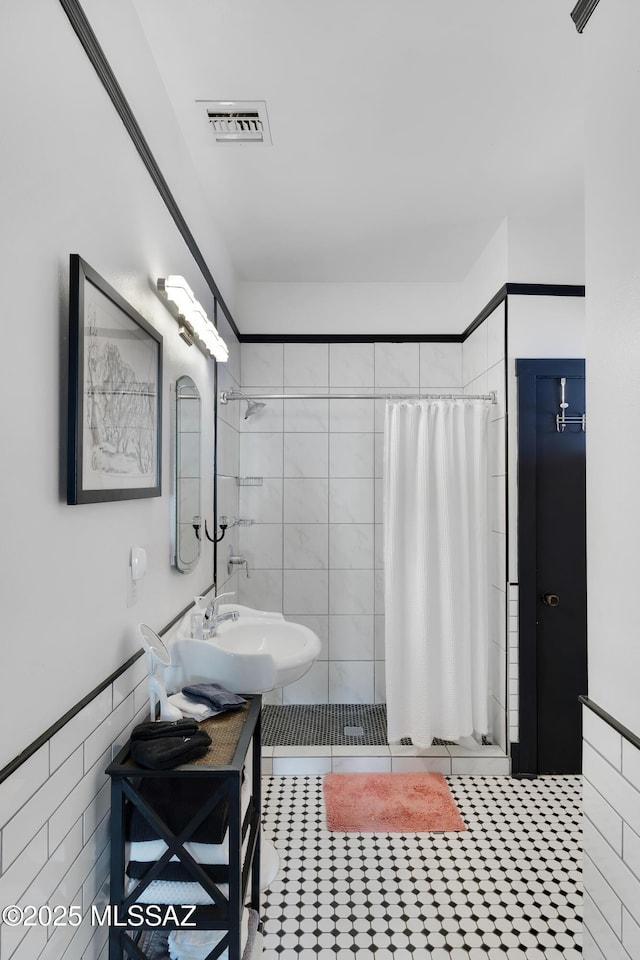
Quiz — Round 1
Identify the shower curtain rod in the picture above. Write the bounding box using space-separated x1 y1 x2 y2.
220 390 497 404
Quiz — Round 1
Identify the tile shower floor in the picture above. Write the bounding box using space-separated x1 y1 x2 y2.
262 704 394 746
261 773 583 958
261 705 510 776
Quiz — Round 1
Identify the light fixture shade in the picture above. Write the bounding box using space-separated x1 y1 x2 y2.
163 275 195 316
202 325 230 363
189 301 208 339
157 276 228 361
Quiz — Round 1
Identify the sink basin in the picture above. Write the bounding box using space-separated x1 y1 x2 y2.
214 617 320 686
176 603 284 642
217 603 284 620
165 617 321 694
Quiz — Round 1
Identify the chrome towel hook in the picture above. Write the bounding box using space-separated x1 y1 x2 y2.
556 378 586 433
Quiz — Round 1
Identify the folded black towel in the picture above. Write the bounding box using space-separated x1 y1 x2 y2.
126 859 226 883
182 683 246 712
130 730 211 770
131 719 199 741
127 779 229 845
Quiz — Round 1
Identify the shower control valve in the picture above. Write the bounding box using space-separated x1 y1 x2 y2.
228 554 250 579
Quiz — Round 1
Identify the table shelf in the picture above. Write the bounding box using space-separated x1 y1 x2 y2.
106 695 262 960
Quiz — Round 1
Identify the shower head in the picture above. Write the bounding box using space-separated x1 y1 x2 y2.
244 398 266 419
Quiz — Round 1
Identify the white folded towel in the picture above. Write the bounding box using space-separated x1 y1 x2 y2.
168 907 249 960
249 929 263 959
127 878 228 905
167 692 218 720
129 837 229 866
127 831 250 906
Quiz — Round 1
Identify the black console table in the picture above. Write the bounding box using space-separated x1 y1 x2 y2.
106 694 261 960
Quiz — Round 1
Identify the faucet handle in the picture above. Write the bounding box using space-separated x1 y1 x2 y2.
205 591 235 620
213 590 235 605
214 591 235 615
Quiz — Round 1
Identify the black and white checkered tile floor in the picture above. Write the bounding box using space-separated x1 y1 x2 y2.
260 774 582 958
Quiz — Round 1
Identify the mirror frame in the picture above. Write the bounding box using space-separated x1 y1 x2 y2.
172 375 201 573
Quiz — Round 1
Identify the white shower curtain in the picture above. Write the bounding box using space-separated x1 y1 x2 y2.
383 398 490 748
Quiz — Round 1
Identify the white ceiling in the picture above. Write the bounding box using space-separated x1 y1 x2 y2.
132 0 584 283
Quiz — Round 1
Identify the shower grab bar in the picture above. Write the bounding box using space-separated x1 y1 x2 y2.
220 390 497 404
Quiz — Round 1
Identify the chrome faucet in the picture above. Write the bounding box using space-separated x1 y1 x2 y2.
204 590 235 622
203 609 239 638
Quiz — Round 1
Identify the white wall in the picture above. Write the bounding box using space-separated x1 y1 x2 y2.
462 220 509 324
0 0 231 769
584 0 640 735
236 281 465 336
235 220 509 337
582 5 640 954
234 205 585 339
508 207 585 285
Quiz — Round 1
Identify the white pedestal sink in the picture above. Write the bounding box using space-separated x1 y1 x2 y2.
163 608 320 893
164 615 321 696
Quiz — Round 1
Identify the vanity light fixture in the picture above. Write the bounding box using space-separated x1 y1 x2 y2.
570 0 600 32
157 275 229 362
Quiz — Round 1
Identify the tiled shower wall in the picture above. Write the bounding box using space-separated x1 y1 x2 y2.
461 305 508 751
233 340 510 715
214 324 244 601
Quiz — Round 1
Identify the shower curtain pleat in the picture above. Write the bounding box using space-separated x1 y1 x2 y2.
383 399 490 748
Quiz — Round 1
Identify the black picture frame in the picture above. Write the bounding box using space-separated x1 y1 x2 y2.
67 254 162 504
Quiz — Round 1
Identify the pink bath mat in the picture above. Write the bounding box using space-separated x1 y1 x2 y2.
323 772 467 832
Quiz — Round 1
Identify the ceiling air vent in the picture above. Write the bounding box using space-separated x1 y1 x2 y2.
199 100 272 145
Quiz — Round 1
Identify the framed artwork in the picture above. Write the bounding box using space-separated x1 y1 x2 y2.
67 254 162 504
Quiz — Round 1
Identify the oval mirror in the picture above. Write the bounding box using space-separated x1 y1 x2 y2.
173 375 201 573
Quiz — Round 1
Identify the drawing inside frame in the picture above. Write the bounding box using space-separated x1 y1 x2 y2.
67 254 162 504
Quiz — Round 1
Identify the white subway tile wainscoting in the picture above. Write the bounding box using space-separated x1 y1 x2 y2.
582 703 640 960
0 657 150 960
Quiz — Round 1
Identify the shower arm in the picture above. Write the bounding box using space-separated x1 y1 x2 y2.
220 390 497 404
